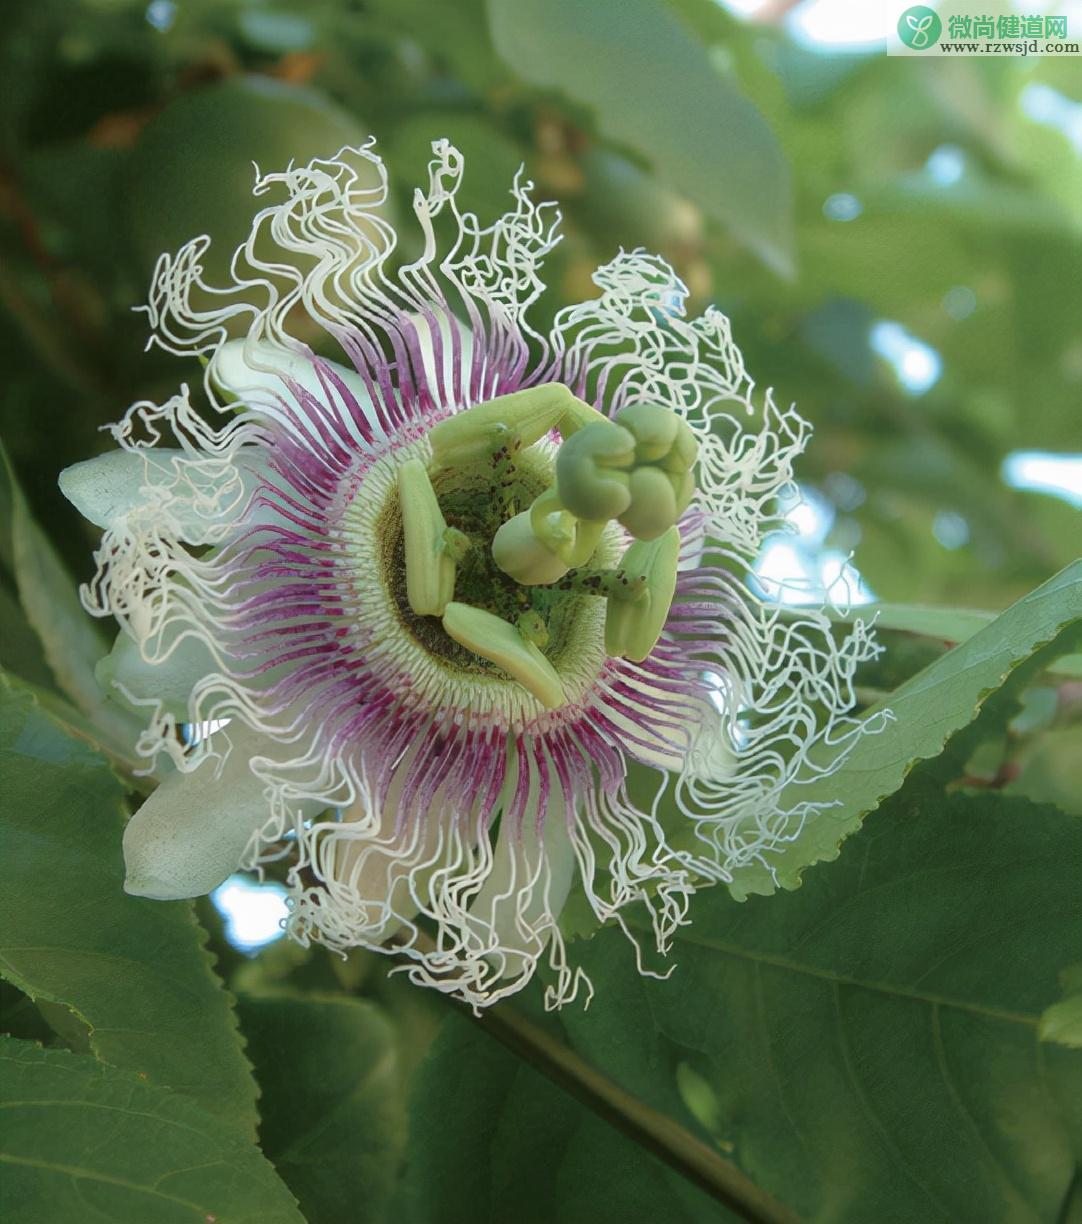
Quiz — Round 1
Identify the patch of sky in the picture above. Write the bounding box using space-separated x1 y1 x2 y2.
1002 451 1082 507
932 510 971 550
786 0 906 50
1011 0 1082 23
823 192 863 221
870 320 943 395
712 0 772 17
212 875 290 953
183 718 231 746
752 485 876 607
145 0 176 32
1020 84 1082 155
924 144 967 187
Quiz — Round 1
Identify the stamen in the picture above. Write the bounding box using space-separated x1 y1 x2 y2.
398 458 457 617
604 527 681 661
428 382 610 470
400 394 698 705
429 384 570 468
442 602 566 709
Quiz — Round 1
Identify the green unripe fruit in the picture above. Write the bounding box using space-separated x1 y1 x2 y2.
126 76 376 283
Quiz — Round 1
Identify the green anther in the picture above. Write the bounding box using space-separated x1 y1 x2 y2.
517 610 550 648
442 527 471 562
606 569 650 602
558 396 610 436
604 527 681 662
442 602 565 709
428 384 575 469
555 420 635 522
398 458 457 617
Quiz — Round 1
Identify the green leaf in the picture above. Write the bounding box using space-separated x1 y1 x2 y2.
364 0 509 94
826 601 998 643
733 561 1082 898
0 439 140 762
812 600 1082 678
0 584 54 693
0 673 260 1138
237 994 407 1224
486 0 793 274
404 1012 737 1224
563 786 1082 1223
0 1037 302 1224
0 982 55 1047
1040 966 1082 1051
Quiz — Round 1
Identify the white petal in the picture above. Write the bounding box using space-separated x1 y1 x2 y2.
469 765 576 974
124 724 295 900
97 627 216 720
330 748 444 940
212 338 373 423
59 448 269 539
60 450 179 530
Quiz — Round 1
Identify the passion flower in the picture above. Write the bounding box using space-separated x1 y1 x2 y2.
60 140 876 1007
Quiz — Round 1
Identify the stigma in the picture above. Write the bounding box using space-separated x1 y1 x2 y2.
396 383 697 709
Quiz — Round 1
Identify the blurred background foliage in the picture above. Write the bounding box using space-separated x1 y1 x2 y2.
1 0 1079 616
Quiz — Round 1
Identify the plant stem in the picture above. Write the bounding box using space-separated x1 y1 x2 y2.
393 928 802 1224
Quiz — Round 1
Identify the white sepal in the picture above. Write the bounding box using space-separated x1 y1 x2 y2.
123 722 319 900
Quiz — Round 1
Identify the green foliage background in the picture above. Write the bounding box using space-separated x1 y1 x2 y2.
0 1 1079 1222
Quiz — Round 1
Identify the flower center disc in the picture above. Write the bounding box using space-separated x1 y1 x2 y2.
377 445 614 682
